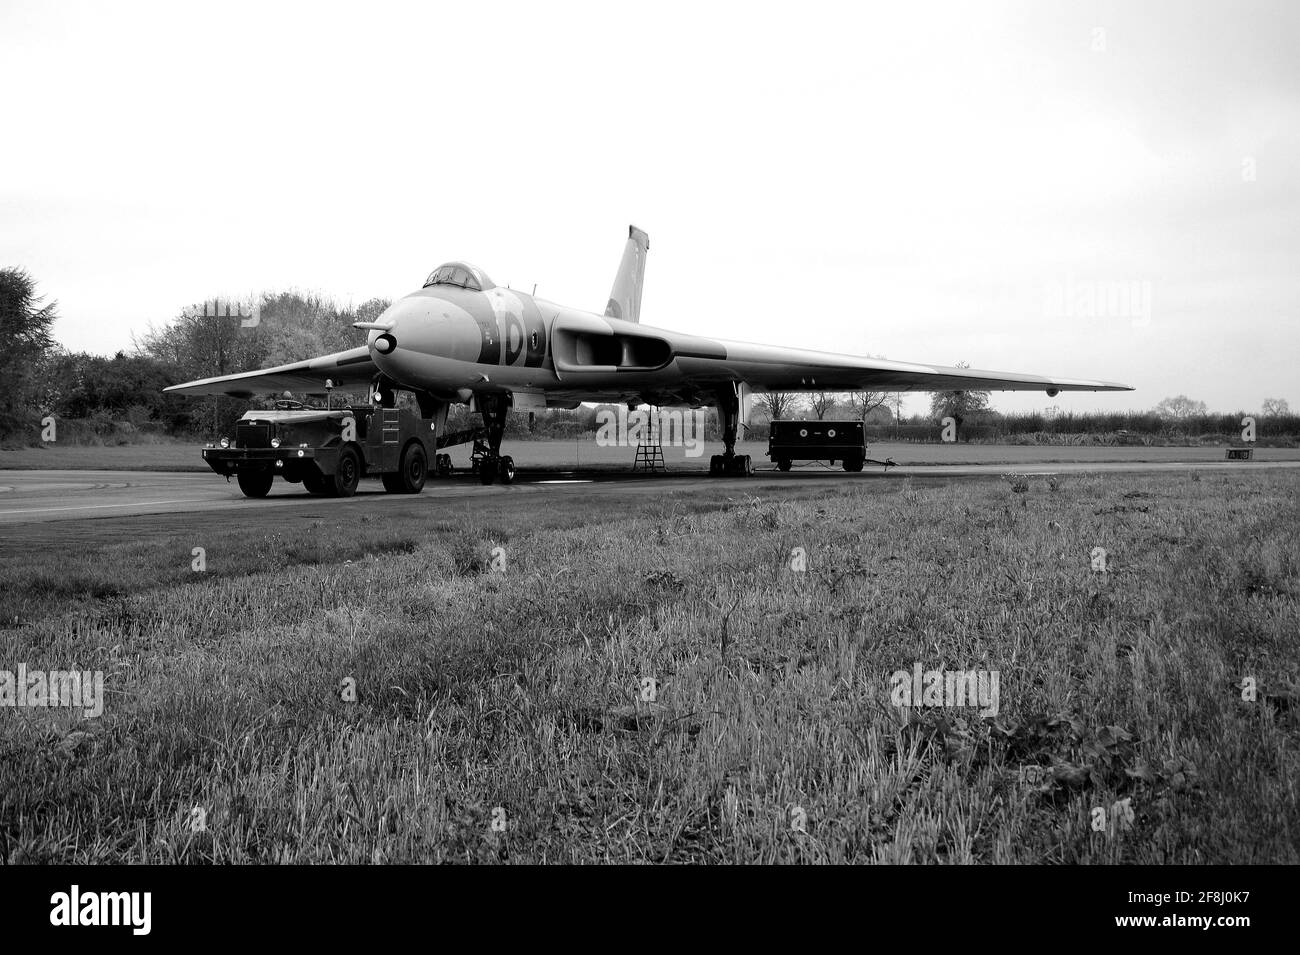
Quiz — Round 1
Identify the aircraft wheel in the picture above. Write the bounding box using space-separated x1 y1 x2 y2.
726 454 752 476
497 455 516 485
331 448 361 497
844 456 864 473
709 454 723 476
777 458 792 472
479 457 497 485
237 470 274 498
436 453 452 476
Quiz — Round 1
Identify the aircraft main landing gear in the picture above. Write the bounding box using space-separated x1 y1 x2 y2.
708 382 753 477
709 454 753 476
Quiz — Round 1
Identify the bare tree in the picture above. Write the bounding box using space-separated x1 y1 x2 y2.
1154 395 1207 420
757 391 801 421
808 391 837 419
884 392 905 429
848 389 890 420
1262 397 1291 417
846 353 892 420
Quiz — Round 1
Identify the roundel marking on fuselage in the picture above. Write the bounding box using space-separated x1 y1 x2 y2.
504 313 525 366
485 288 525 367
483 287 547 368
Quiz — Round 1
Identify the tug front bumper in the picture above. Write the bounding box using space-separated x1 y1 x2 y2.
202 447 320 476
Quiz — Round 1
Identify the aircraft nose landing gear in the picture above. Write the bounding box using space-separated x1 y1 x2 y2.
474 394 516 485
478 457 516 485
495 455 515 484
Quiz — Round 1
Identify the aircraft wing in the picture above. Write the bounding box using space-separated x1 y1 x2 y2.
662 334 1133 395
163 347 378 398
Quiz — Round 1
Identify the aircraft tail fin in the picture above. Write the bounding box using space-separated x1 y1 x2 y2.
605 225 649 324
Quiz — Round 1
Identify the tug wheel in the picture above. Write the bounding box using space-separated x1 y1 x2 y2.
383 443 427 493
237 470 274 498
331 448 361 497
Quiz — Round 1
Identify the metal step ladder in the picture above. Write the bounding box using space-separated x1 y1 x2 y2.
633 441 665 472
632 414 666 472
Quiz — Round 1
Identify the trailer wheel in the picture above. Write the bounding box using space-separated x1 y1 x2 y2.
237 470 274 498
383 443 427 494
777 458 792 471
331 447 361 497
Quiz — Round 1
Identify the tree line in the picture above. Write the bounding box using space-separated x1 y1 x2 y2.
1 267 387 442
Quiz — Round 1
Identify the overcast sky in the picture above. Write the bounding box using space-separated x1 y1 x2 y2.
2 0 1296 414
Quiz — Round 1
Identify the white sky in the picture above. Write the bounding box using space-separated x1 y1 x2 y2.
2 0 1297 414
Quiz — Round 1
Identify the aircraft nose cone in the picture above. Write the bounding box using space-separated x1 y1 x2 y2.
354 305 403 357
356 296 444 386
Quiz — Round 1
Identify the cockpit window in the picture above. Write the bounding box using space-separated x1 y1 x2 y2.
422 261 494 292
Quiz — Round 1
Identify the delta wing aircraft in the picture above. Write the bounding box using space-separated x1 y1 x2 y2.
167 226 1133 482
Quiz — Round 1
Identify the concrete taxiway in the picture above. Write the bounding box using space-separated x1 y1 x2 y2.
2 458 1297 532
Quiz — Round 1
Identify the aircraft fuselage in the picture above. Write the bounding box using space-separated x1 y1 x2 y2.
366 285 704 405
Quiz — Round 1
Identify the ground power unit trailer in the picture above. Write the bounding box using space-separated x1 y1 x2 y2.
768 419 869 472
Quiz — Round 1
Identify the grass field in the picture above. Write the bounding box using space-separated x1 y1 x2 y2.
1 470 1297 863
4 439 1300 473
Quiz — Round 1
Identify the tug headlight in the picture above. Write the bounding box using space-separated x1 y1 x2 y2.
297 450 305 458
271 437 281 448
219 437 230 449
